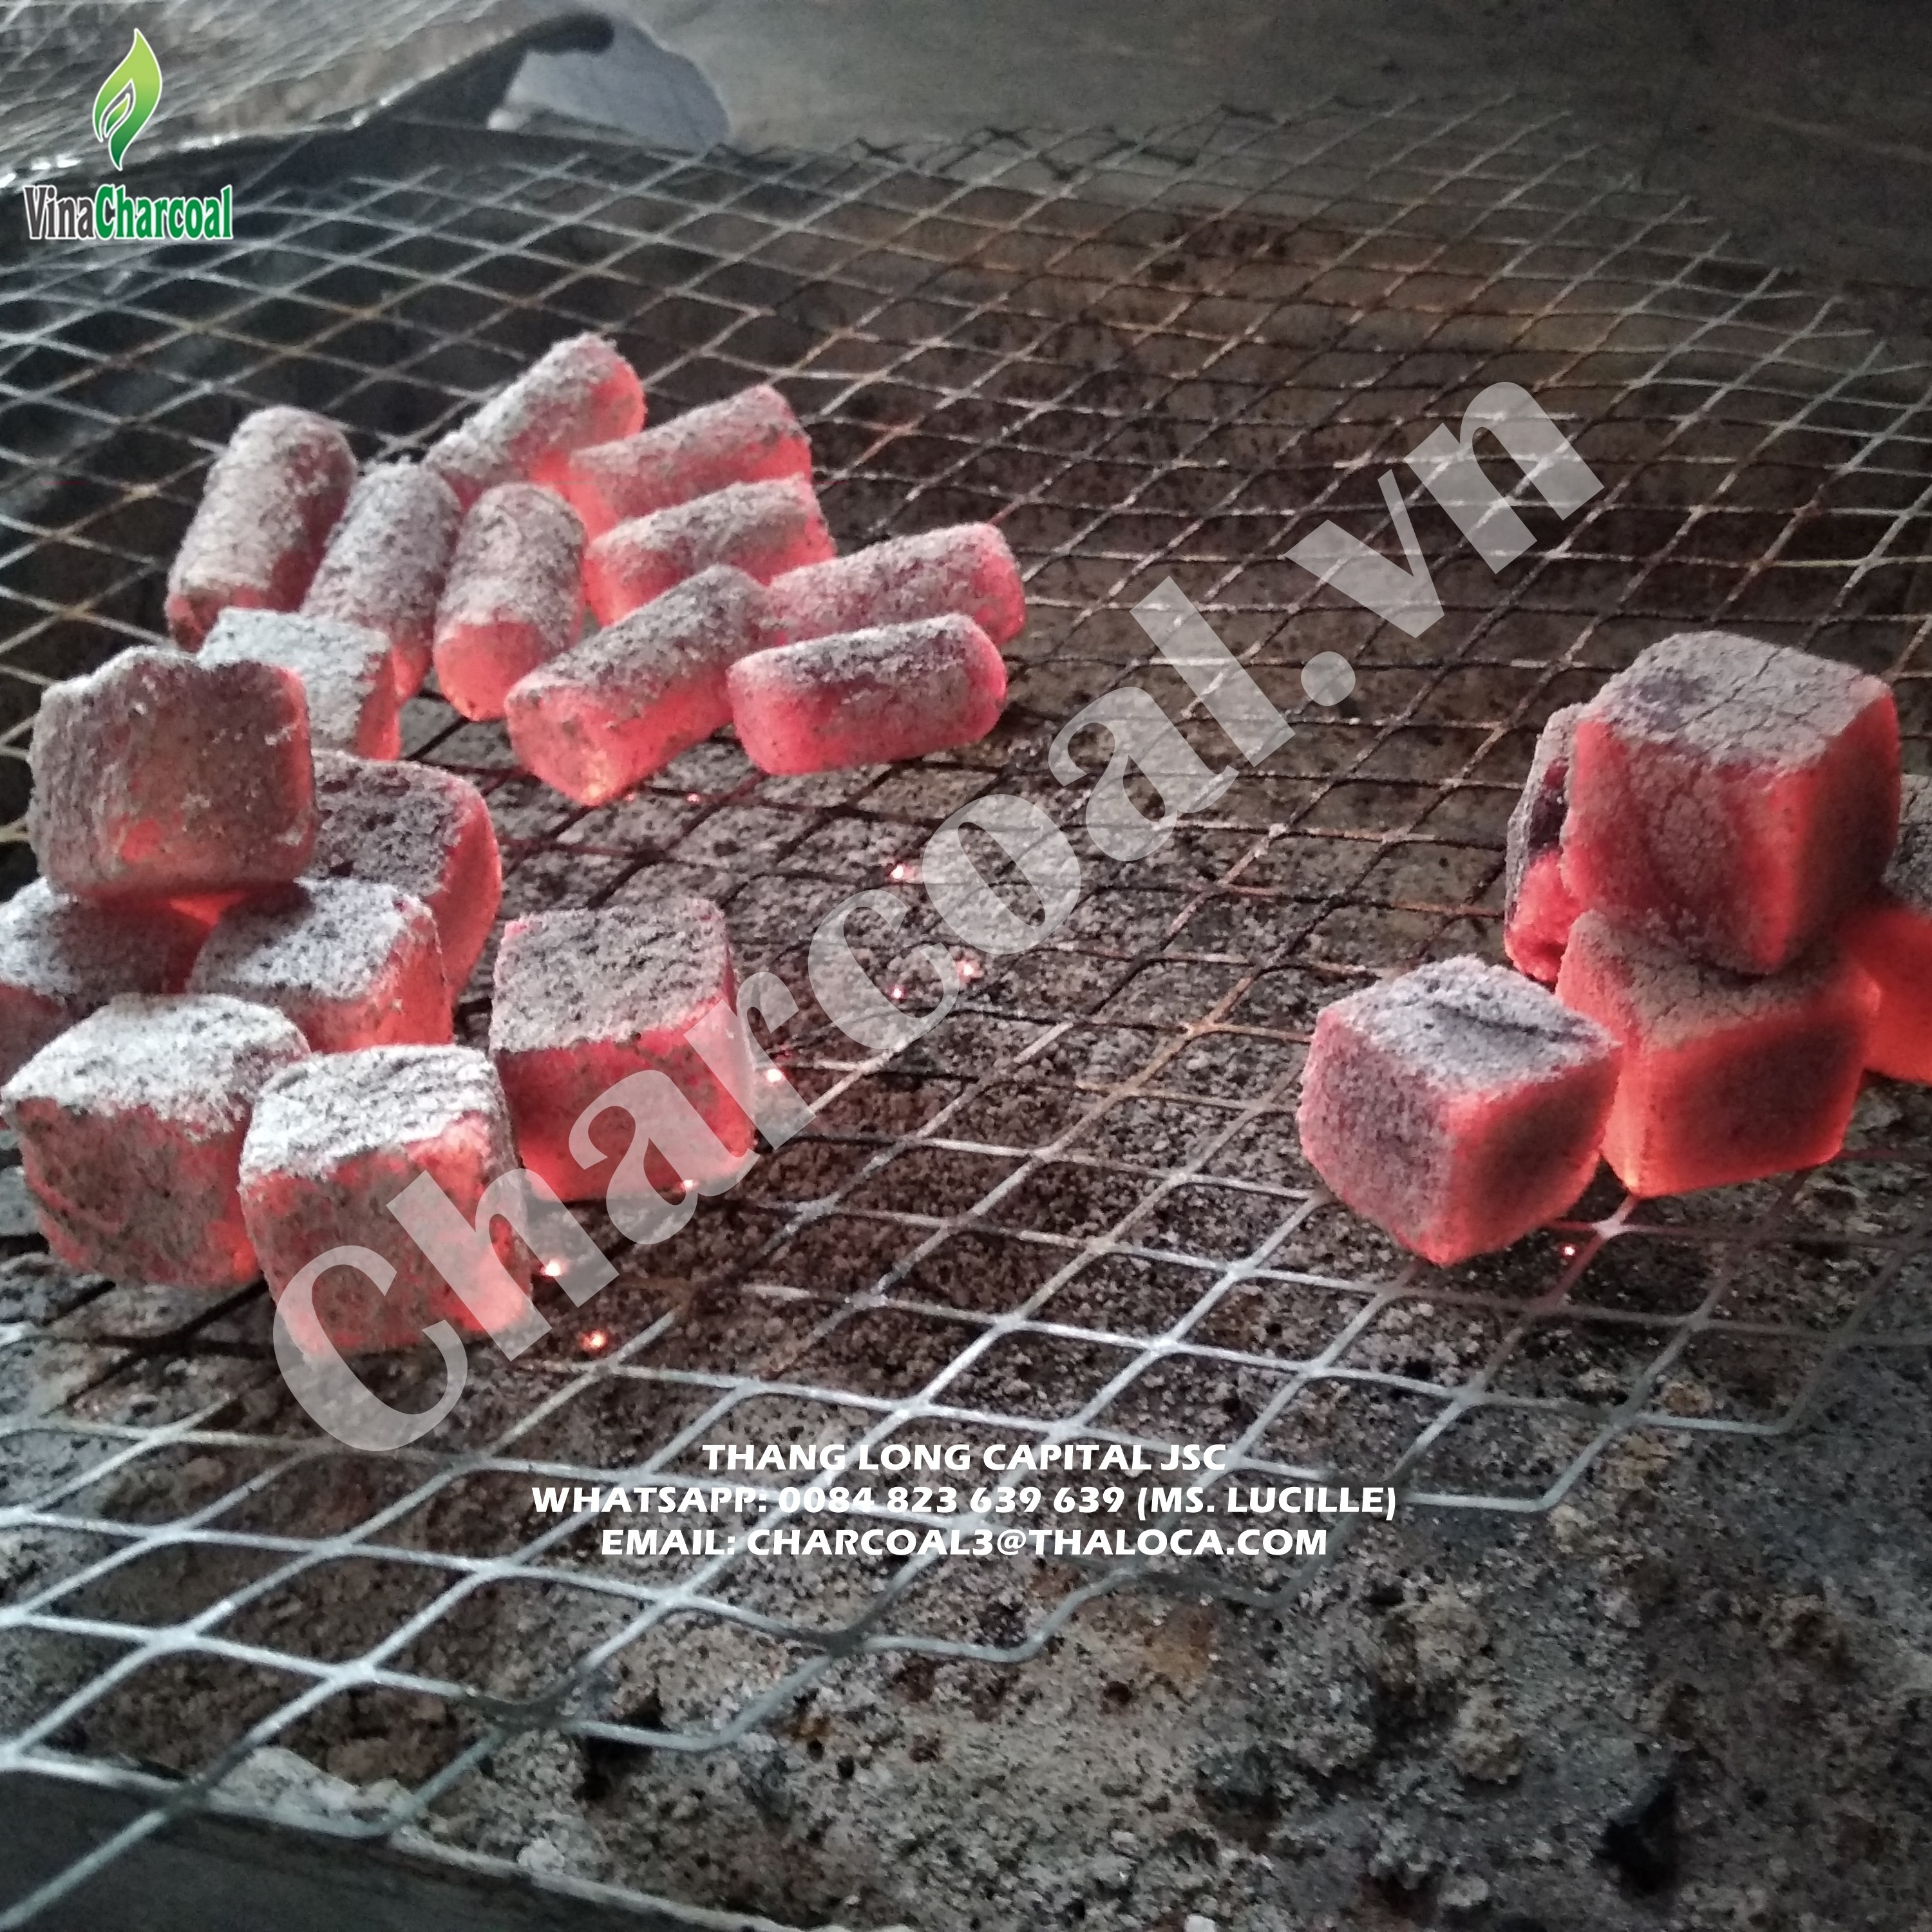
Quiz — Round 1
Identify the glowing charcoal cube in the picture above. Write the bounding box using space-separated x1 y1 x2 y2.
1503 703 1586 983
505 566 781 806
1555 911 1877 1197
201 607 400 760
301 461 464 697
560 385 811 540
432 483 585 721
30 647 315 902
1835 773 1932 1083
582 477 834 625
1561 631 1900 975
0 881 205 1084
240 1045 532 1356
188 877 450 1053
310 752 502 995
727 614 1007 775
166 406 357 648
489 900 754 1204
1296 957 1621 1265
768 524 1027 649
2 994 308 1288
424 333 644 510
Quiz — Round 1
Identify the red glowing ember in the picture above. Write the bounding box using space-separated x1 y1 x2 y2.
6 332 1036 1347
424 332 644 511
1502 703 1584 983
241 1045 531 1356
1561 630 1899 976
583 476 834 625
766 523 1027 649
489 899 755 1204
202 608 401 761
188 878 451 1054
560 384 811 540
506 566 782 806
301 461 463 699
0 881 205 1085
29 647 316 902
309 752 503 999
728 614 1007 776
165 406 355 649
433 483 586 722
3 994 309 1289
1841 773 1932 1084
1557 912 1877 1196
1298 958 1621 1266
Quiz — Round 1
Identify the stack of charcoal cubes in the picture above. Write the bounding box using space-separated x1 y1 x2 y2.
1298 630 1932 1264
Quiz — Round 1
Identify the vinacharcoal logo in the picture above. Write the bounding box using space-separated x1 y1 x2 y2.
93 28 164 169
21 29 236 245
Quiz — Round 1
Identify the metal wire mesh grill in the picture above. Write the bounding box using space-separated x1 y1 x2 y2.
1 99 1931 1923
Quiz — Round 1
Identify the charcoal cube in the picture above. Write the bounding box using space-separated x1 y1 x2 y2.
1555 911 1878 1195
310 752 502 994
1561 631 1900 974
1503 704 1585 983
202 607 401 759
489 900 754 1203
1297 957 1621 1264
30 647 315 902
188 877 450 1053
240 1045 531 1354
2 994 309 1288
0 881 205 1084
1842 773 1932 1082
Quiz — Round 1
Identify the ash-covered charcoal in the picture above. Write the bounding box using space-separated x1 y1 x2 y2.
1555 910 1878 1195
432 482 586 721
1842 772 1932 1083
1296 957 1622 1264
583 477 835 625
310 752 502 994
187 876 451 1053
768 523 1027 648
1503 703 1586 983
489 900 754 1204
200 607 401 759
1560 630 1900 975
424 332 644 510
561 384 811 540
29 647 316 902
506 565 783 806
240 1045 529 1354
0 881 205 1084
728 614 1007 775
164 406 357 649
1 993 308 1288
299 460 464 698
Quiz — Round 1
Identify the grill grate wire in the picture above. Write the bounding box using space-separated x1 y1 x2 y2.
0 99 1928 1925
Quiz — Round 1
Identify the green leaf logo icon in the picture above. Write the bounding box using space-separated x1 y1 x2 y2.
93 30 164 171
